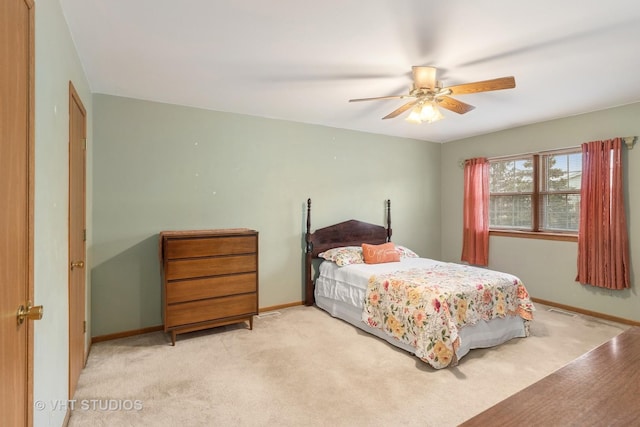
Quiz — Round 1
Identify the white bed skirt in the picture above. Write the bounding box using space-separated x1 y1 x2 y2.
315 294 528 362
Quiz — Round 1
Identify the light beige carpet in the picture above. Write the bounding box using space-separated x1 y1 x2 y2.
69 304 627 427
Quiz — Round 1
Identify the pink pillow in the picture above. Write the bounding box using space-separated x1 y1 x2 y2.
362 242 401 264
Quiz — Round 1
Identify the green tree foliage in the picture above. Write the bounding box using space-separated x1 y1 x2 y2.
489 153 581 231
490 157 533 228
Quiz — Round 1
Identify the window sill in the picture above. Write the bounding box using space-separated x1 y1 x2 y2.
489 230 578 242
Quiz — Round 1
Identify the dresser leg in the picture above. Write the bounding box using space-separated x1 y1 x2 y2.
249 317 253 330
171 331 176 346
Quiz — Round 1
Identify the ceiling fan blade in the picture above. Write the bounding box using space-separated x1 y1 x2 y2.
446 76 515 95
437 96 476 114
349 95 409 102
382 100 419 120
412 66 437 88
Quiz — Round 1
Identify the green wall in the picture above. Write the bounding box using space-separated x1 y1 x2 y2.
92 96 640 336
441 103 640 322
91 94 442 336
34 1 93 426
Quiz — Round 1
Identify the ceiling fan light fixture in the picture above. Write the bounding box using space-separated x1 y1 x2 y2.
405 104 424 124
405 101 444 124
420 101 444 123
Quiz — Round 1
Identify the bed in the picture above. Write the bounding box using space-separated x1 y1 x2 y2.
304 199 535 369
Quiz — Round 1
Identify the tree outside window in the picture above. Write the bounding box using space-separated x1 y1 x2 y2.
489 149 581 233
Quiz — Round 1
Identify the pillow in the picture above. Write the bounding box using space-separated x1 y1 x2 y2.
318 246 364 266
396 245 419 259
362 242 401 264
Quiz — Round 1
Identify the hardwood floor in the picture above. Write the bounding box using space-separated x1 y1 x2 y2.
460 326 640 426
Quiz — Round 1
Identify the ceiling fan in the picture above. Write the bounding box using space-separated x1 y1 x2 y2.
349 66 516 123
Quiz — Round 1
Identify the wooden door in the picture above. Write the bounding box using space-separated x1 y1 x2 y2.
68 83 87 399
1 0 36 425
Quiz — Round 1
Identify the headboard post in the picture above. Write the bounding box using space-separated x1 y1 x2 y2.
305 198 312 253
305 198 314 306
386 199 392 242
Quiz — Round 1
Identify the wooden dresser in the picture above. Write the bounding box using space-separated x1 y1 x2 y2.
159 229 258 345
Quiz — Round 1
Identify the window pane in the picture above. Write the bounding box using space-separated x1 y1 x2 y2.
490 158 533 193
490 195 532 229
542 194 580 231
543 152 582 191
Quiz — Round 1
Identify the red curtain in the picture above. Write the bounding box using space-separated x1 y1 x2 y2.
576 138 630 289
461 157 490 266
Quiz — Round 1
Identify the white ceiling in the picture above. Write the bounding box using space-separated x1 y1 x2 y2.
59 0 640 143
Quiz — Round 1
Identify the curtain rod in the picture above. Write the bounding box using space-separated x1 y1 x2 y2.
458 136 637 168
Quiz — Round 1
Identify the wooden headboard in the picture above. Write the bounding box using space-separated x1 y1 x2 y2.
304 198 392 306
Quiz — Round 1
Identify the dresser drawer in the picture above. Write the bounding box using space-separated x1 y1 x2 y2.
165 254 256 281
164 235 257 259
165 293 257 328
166 273 256 304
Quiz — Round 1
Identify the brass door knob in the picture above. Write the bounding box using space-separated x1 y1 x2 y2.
17 301 43 325
70 260 84 270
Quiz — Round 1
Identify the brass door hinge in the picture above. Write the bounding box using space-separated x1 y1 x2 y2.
83 229 86 242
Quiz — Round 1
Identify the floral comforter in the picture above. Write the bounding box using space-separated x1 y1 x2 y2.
362 262 534 369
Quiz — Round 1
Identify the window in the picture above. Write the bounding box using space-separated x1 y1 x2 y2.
540 150 582 231
489 156 534 229
489 148 581 234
